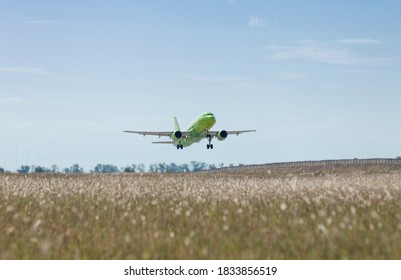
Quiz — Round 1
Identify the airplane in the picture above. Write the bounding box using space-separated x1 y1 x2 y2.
124 112 255 149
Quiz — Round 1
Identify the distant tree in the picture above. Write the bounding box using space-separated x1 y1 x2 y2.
147 162 215 173
93 164 101 173
70 164 84 173
148 163 190 173
208 164 217 170
34 166 44 173
167 162 178 172
51 164 59 173
18 165 30 174
63 164 84 173
148 164 157 173
190 161 207 172
178 164 190 172
122 164 136 173
34 166 51 173
157 163 168 173
93 164 119 173
136 164 145 172
0 167 4 173
397 156 401 160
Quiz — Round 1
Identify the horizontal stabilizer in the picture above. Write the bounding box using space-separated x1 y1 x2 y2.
152 141 175 144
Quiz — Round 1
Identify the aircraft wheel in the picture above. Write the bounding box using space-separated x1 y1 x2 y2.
207 144 210 149
210 144 214 149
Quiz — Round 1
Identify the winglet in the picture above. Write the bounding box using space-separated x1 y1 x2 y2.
174 117 181 131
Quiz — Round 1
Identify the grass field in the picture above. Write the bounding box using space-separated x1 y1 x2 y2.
1 166 401 259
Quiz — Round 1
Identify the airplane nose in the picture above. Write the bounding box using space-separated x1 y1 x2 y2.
209 115 216 124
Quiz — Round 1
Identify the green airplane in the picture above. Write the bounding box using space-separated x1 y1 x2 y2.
124 112 255 149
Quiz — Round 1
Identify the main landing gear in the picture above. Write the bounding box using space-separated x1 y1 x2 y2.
206 134 214 149
176 144 183 149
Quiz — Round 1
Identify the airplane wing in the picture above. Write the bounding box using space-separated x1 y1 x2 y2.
124 131 172 137
123 131 191 138
152 141 175 144
208 130 256 137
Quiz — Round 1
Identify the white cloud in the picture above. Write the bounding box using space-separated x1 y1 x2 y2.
0 66 49 74
265 39 391 65
0 97 31 105
248 16 266 28
0 66 88 82
334 38 380 45
184 74 277 91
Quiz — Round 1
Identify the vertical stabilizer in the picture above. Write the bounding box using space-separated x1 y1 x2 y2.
174 117 181 131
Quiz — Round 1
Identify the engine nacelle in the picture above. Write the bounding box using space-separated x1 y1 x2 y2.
217 130 228 141
171 130 182 141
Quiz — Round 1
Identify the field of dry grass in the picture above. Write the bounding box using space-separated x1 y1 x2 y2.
1 167 401 259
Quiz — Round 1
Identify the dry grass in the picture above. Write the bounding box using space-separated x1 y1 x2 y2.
1 170 401 259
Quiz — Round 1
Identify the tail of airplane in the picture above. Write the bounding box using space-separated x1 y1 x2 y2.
174 117 181 131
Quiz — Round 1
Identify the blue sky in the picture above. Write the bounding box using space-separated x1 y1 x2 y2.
1 0 401 171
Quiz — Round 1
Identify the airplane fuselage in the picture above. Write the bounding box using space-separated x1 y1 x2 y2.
179 112 216 147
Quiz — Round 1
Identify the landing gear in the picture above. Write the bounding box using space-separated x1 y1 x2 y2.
206 134 213 149
176 144 183 149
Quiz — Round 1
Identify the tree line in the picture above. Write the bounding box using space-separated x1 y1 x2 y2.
0 161 232 174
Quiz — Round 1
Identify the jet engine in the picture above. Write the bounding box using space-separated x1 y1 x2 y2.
171 130 182 141
217 130 228 141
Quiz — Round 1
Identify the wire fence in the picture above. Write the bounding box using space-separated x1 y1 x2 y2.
210 158 401 172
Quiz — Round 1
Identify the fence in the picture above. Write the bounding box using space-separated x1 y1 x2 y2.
211 158 401 172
